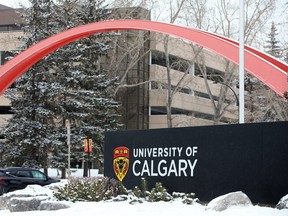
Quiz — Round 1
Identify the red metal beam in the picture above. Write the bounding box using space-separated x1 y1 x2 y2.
0 19 287 96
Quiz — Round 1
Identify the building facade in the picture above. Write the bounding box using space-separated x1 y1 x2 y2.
0 4 24 142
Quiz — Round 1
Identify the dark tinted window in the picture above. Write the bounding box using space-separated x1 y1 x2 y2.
0 171 5 177
15 171 32 178
0 25 21 32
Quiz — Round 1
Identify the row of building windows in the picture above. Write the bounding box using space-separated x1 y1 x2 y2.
0 25 21 32
151 50 224 83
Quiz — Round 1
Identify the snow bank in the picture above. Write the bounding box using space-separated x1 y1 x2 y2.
276 194 288 209
1 181 288 216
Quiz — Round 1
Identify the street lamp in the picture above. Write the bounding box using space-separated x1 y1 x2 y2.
219 82 239 107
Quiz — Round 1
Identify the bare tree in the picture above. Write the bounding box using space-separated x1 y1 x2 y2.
179 0 237 124
149 0 238 127
180 0 285 124
106 0 285 127
162 0 190 128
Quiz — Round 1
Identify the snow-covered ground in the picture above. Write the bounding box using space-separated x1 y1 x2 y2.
2 199 288 216
1 179 287 216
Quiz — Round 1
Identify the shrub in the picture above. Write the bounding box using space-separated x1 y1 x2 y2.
54 176 198 204
173 192 197 204
132 178 150 198
148 182 172 202
54 176 127 202
132 186 142 198
132 180 197 203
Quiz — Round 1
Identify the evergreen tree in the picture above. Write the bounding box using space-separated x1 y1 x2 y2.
74 0 122 172
50 0 122 174
284 50 288 63
3 0 60 170
45 0 83 177
3 0 122 172
264 22 282 58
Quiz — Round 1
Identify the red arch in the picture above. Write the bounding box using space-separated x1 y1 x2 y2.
0 19 287 96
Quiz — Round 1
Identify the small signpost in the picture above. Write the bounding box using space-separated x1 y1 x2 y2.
84 138 93 177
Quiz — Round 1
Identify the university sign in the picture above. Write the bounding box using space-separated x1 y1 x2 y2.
104 121 288 204
113 146 198 181
131 146 198 178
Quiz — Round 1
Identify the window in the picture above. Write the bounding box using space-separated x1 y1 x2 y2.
195 64 224 83
31 171 47 180
0 25 21 32
151 51 191 73
0 51 13 65
16 171 31 178
0 106 13 114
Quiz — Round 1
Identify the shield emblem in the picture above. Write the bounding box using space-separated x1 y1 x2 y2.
113 146 129 181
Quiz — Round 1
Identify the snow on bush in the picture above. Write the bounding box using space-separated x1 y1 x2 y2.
52 177 199 204
53 177 122 202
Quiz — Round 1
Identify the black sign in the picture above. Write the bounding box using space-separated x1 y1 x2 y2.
104 121 288 204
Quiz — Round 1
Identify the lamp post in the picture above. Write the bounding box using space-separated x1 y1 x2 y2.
239 0 245 123
66 119 71 178
219 82 239 107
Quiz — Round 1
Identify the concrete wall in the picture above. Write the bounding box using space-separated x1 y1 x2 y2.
0 31 23 51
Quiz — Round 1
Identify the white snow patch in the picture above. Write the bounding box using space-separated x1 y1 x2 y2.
43 168 102 178
4 185 54 198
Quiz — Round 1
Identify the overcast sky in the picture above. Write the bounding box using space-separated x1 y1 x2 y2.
0 0 30 8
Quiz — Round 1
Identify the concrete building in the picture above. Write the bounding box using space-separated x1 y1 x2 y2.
148 33 238 129
0 4 24 142
0 5 238 140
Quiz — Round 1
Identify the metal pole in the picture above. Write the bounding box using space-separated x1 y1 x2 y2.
239 0 245 123
88 138 92 177
87 150 90 177
66 119 71 178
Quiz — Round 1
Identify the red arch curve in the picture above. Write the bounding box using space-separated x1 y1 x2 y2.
0 19 287 96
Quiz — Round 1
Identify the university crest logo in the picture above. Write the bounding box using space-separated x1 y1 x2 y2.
113 146 129 181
